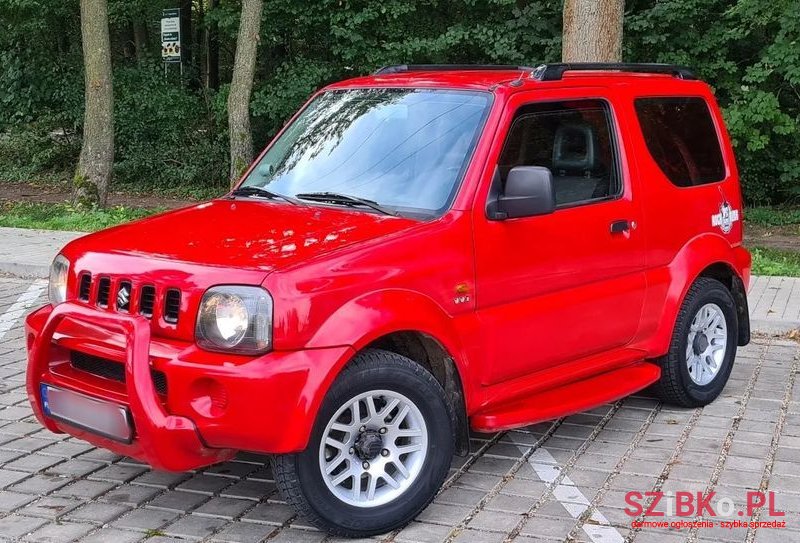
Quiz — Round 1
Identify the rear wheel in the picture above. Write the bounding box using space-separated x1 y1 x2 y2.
654 277 738 407
273 349 454 537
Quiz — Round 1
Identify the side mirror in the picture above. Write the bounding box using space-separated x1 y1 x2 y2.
490 166 556 220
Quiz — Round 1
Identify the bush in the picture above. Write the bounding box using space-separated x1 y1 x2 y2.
112 62 228 195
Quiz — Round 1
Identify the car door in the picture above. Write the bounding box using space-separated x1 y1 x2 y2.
473 89 646 385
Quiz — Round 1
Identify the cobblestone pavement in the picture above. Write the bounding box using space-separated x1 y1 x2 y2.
0 276 798 543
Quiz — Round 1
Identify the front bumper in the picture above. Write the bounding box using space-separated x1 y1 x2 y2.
25 302 353 471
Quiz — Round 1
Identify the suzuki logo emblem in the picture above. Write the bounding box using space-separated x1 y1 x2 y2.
117 285 130 310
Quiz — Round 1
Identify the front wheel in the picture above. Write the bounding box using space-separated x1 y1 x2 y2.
653 277 738 407
273 349 455 537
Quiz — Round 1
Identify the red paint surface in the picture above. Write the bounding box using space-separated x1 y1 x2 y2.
26 68 748 470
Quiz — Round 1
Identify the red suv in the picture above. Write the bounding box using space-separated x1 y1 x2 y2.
26 63 751 536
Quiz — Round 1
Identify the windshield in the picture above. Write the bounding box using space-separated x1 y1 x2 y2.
239 88 492 216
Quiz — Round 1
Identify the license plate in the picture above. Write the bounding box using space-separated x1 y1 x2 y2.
40 384 133 443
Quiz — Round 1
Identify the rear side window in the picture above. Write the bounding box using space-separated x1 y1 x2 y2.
634 97 725 187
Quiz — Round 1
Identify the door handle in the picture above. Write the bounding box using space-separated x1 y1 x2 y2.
610 219 630 234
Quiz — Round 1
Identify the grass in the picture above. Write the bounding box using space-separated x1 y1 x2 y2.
0 201 159 232
750 247 800 277
745 206 800 227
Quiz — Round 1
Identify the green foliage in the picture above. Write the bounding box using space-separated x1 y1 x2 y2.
0 201 158 232
745 206 800 227
751 247 800 277
0 0 799 205
112 62 228 193
626 0 800 204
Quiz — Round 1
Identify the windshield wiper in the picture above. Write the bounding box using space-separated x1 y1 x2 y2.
294 192 398 216
230 185 304 206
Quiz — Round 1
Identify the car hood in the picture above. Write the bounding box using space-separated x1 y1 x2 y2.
67 198 418 276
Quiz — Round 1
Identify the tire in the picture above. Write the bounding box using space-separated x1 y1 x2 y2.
653 277 738 407
273 349 455 537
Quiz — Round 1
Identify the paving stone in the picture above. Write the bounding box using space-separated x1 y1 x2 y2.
78 528 144 543
452 472 501 492
415 503 471 525
483 492 535 515
77 449 123 464
0 467 29 488
10 473 72 495
52 479 116 500
25 520 95 542
66 501 131 524
131 470 190 488
268 529 325 543
175 473 234 495
87 463 148 483
163 514 228 539
519 514 579 539
0 489 35 511
204 461 260 479
436 486 487 507
36 440 94 459
219 478 274 501
209 521 277 543
453 528 507 543
22 496 82 519
395 521 454 542
101 483 161 506
146 489 209 512
468 509 522 532
4 453 64 473
193 496 253 519
240 502 295 525
112 507 180 532
0 514 48 539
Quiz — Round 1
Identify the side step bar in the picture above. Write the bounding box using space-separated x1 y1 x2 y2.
471 362 661 433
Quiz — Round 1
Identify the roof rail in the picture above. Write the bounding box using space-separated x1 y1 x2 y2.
532 63 697 81
374 64 537 75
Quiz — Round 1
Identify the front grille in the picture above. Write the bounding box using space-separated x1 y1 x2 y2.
70 351 168 394
164 289 181 323
97 277 111 307
78 273 91 301
139 285 156 318
75 274 181 324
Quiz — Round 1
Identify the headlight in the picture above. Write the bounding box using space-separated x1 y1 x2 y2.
48 254 70 306
196 286 272 354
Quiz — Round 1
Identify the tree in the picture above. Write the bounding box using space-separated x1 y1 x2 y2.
562 0 624 63
206 0 220 90
227 0 263 184
75 0 114 207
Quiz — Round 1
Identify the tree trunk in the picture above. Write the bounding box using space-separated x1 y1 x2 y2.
562 0 624 63
227 0 263 184
75 0 114 208
206 0 220 90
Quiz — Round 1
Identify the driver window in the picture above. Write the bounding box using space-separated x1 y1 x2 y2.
498 100 621 207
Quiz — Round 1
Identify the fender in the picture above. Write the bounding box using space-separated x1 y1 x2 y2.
641 233 748 356
304 288 474 409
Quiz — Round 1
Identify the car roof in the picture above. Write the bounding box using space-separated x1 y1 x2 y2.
324 64 707 93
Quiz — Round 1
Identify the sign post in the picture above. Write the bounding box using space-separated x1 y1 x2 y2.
161 8 182 75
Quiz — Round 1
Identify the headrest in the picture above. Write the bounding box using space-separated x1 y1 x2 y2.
552 123 597 172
